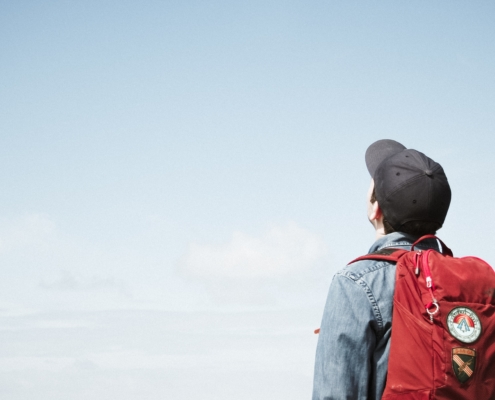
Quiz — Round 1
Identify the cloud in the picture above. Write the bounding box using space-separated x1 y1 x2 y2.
0 213 56 254
40 270 132 297
0 310 316 399
0 213 138 313
180 222 326 279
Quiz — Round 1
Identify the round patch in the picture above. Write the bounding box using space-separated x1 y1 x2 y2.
447 307 482 343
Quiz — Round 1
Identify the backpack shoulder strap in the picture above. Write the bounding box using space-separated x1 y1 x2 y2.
349 248 409 265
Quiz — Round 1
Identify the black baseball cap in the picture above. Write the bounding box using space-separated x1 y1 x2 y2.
365 139 451 231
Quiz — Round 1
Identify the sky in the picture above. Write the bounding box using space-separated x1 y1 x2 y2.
1 1 495 399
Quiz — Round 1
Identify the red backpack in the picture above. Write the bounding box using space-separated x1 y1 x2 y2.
351 235 495 399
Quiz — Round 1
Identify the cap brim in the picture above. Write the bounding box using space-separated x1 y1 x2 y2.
365 139 407 178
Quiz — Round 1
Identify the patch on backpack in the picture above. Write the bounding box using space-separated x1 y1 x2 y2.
447 307 482 344
452 348 476 383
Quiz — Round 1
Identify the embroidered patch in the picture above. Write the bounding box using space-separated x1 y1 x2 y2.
447 307 482 343
452 348 476 383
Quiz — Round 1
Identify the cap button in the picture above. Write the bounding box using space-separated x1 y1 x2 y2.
425 169 433 176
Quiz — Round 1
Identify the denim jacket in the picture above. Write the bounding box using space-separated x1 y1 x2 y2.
312 232 440 400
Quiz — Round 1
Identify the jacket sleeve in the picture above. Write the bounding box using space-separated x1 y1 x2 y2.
312 271 378 400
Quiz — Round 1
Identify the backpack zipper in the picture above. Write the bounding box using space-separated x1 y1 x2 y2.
416 249 439 322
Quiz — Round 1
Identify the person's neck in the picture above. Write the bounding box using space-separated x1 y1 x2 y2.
375 229 386 240
373 219 386 240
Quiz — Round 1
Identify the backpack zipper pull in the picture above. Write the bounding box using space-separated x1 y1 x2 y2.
426 301 439 322
421 249 439 322
415 250 422 276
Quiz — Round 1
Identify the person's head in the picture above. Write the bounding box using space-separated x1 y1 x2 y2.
365 139 451 238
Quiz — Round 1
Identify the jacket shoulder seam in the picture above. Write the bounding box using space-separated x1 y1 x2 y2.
335 271 386 332
343 259 396 280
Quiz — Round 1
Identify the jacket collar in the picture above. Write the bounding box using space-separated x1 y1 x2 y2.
368 232 440 254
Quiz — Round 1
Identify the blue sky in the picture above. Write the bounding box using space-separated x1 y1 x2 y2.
1 1 495 398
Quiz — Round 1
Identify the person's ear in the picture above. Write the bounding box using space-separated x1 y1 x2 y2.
369 201 383 222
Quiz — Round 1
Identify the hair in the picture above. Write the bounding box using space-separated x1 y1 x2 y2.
370 187 441 236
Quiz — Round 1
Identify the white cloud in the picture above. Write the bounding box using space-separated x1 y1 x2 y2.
0 214 139 313
40 270 132 297
181 222 326 279
0 310 317 399
0 213 56 254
